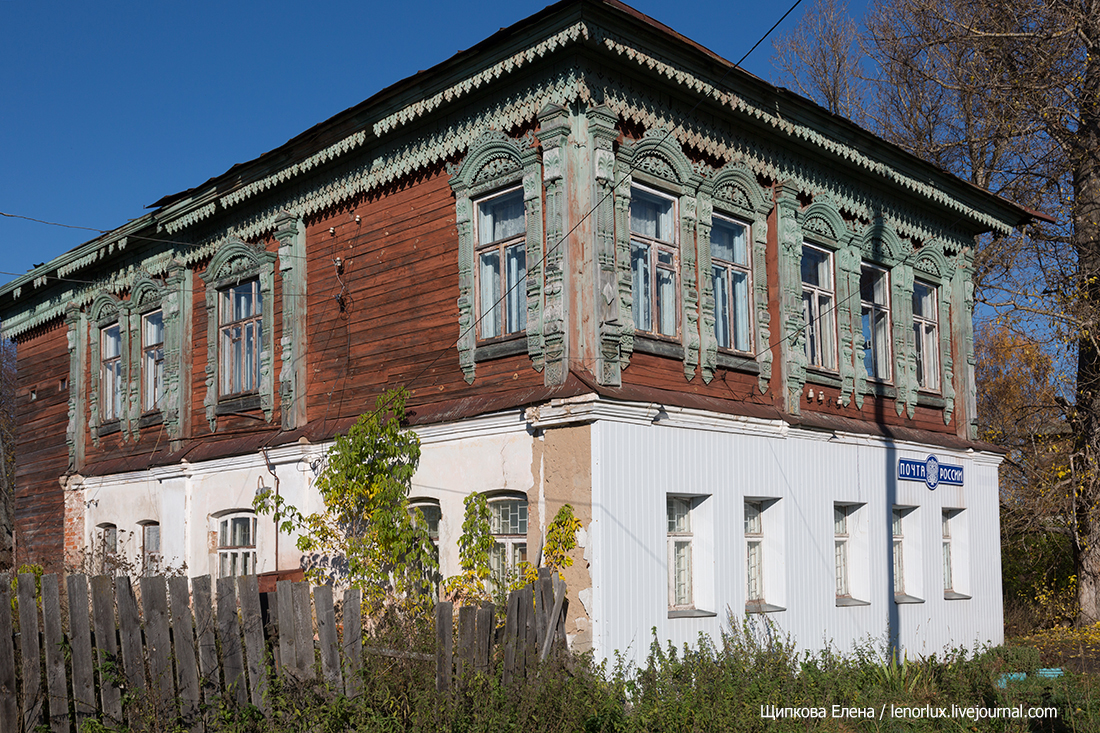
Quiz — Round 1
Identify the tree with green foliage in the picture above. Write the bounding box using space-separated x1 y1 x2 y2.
254 388 438 615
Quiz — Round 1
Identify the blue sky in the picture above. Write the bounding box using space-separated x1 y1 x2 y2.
0 0 866 287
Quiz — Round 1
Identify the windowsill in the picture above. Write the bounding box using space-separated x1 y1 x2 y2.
97 420 121 438
474 336 527 362
215 394 262 416
836 597 871 607
716 351 760 373
944 591 971 601
634 335 684 360
917 392 947 409
668 608 718 619
863 381 897 399
745 600 785 614
805 368 842 388
894 593 925 604
138 411 163 429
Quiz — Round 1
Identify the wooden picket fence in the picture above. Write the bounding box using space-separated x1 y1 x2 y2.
0 568 569 733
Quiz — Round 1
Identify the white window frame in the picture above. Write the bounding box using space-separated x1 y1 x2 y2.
141 309 165 412
97 522 119 574
100 323 123 421
745 500 764 602
630 184 679 338
834 504 851 598
474 186 527 341
913 280 940 391
711 214 753 353
892 506 923 602
219 280 263 398
218 512 258 577
942 510 953 592
860 263 891 381
667 496 694 610
141 521 161 576
801 243 837 370
488 494 528 588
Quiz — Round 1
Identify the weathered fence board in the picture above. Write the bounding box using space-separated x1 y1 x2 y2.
0 572 19 733
435 600 453 692
238 574 269 713
314 584 343 692
193 574 220 715
18 572 42 733
456 605 475 680
90 575 123 723
475 603 494 674
40 575 69 733
343 587 363 698
216 576 247 706
66 575 97 723
502 590 519 685
115 576 147 699
140 576 175 717
167 575 202 732
276 580 298 675
290 581 315 679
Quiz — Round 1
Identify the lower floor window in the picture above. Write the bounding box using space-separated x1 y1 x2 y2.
489 496 527 586
667 496 693 608
141 522 161 575
219 513 258 577
745 501 763 601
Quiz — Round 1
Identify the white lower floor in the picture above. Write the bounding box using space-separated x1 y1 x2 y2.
71 394 1003 665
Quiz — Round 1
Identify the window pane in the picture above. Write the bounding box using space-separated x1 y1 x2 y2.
656 265 676 336
667 497 690 533
712 218 747 265
834 506 847 535
731 271 750 351
801 246 829 288
505 242 527 334
631 242 651 332
747 541 762 600
673 540 692 606
145 524 160 554
479 250 502 338
102 325 121 358
745 501 762 534
713 265 730 349
478 189 524 245
630 188 673 242
835 539 849 596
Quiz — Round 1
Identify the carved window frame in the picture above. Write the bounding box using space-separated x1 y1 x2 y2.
88 293 125 443
448 131 544 383
698 164 772 387
910 246 955 423
615 129 702 380
199 239 277 431
129 276 171 433
473 185 529 341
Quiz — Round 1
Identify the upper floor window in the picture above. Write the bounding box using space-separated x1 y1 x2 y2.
712 215 752 352
860 264 891 381
142 310 164 412
475 188 526 340
488 495 527 586
801 244 836 370
219 512 257 577
220 281 262 397
913 281 940 391
630 186 678 337
101 323 122 421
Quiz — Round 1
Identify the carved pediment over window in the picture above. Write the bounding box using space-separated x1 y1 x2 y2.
715 182 753 211
473 155 522 185
914 255 943 279
636 153 677 182
803 215 837 241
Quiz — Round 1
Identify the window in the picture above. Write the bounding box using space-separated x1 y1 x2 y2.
101 323 122 421
219 513 257 577
801 244 836 370
667 497 693 609
711 215 752 352
891 508 904 594
141 522 161 575
475 188 527 339
410 500 441 546
219 280 262 397
834 505 850 597
98 523 118 574
913 281 940 390
745 500 763 602
942 511 953 592
630 186 678 337
489 496 527 586
142 310 164 412
860 264 891 380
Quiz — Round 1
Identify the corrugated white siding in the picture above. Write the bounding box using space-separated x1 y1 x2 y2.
591 418 1003 666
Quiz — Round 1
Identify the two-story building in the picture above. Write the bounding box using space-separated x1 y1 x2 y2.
0 0 1033 663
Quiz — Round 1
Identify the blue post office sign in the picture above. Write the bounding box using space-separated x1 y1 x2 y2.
897 455 963 490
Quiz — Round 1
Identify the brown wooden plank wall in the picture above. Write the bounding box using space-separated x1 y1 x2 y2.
12 320 70 571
